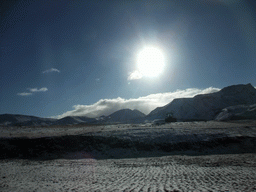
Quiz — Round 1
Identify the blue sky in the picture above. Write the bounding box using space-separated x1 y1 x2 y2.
1 0 256 118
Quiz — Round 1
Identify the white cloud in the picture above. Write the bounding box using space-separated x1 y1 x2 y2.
28 87 48 92
128 70 143 80
42 68 60 74
17 87 48 96
55 86 220 119
17 92 32 96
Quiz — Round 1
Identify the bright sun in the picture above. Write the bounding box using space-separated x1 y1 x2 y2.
137 46 165 77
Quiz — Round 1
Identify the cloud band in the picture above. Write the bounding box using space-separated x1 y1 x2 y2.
55 86 220 119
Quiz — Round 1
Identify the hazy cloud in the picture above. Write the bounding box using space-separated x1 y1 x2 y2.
128 70 143 80
55 86 220 119
17 92 33 96
18 87 48 96
42 68 60 74
28 87 48 92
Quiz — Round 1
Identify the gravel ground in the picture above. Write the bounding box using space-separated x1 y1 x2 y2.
1 153 256 191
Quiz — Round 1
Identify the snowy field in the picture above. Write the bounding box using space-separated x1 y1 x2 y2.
1 121 256 191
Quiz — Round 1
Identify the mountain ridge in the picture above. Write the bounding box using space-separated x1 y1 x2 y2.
0 109 146 126
0 114 57 126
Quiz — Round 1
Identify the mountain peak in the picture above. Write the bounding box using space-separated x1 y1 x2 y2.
107 108 145 123
220 83 255 94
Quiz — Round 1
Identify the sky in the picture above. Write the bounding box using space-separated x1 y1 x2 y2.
1 0 256 118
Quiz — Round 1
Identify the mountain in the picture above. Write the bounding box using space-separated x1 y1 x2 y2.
0 114 96 127
0 109 145 126
0 114 57 126
215 104 256 121
105 109 146 123
56 116 96 125
147 83 256 121
56 109 146 124
53 109 146 125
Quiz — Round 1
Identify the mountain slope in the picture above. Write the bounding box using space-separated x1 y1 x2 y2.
215 104 256 121
0 114 56 126
147 83 256 121
56 116 96 125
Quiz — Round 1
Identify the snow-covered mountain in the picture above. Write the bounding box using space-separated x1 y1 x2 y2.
147 83 256 121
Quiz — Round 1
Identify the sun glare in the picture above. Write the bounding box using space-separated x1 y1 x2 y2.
137 46 165 77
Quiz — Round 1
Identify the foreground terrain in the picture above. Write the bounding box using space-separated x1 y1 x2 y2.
1 154 256 191
0 120 256 191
